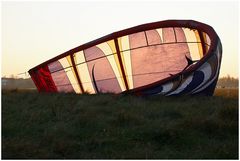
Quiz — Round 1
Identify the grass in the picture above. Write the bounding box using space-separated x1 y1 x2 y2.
1 88 238 159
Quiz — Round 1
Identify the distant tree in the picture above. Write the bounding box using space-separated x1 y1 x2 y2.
217 75 239 88
10 74 18 79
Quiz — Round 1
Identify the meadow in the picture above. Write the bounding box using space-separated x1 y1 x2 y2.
2 88 238 159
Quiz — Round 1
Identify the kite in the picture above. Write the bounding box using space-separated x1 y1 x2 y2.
28 20 222 96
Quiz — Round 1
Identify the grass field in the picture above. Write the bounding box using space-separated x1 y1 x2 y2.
2 88 238 159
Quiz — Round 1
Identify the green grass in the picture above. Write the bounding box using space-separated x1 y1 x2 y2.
2 88 238 159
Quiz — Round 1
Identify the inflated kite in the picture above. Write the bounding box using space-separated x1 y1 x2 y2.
28 20 222 96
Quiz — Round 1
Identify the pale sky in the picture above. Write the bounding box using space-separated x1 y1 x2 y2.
1 0 239 78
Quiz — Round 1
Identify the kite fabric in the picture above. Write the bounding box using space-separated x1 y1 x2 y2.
28 20 222 96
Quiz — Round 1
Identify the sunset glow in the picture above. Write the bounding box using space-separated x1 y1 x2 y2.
1 1 239 78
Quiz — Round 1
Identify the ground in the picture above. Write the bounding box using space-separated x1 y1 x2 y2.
1 88 238 159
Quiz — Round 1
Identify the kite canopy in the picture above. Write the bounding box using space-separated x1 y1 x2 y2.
28 20 222 96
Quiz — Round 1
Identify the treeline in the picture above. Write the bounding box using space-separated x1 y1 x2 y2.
217 75 238 88
1 75 239 90
2 77 36 90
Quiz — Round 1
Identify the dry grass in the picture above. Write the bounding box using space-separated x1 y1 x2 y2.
214 88 238 98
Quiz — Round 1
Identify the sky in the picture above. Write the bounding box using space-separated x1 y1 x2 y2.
1 0 239 78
